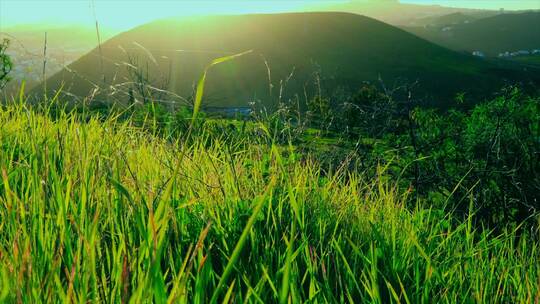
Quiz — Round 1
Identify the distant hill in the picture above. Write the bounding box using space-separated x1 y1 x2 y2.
35 13 540 108
411 12 477 27
406 10 512 27
403 12 540 56
2 24 115 50
308 1 489 26
1 24 115 95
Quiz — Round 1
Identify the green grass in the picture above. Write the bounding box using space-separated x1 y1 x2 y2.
0 101 538 303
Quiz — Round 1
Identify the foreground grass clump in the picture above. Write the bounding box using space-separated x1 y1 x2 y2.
0 104 538 303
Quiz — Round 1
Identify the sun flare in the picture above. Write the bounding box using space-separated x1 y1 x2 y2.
0 1 344 31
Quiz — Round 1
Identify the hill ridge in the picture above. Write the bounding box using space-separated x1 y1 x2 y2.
36 12 540 108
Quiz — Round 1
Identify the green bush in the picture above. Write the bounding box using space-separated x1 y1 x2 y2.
0 39 13 90
337 86 539 227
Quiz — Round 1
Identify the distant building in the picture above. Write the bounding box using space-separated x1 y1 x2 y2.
498 49 539 57
472 51 485 57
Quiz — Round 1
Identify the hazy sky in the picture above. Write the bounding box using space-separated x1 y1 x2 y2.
1 0 538 31
1 1 336 30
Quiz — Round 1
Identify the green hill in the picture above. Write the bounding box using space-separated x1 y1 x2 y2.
403 12 540 56
36 12 540 108
409 12 479 27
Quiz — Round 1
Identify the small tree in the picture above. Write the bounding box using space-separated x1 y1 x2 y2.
0 39 13 90
342 83 397 137
307 95 333 130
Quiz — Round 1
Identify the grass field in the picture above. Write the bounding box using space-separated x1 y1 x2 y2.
0 99 538 303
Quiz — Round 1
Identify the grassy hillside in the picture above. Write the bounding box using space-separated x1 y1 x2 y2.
36 12 540 109
0 100 538 303
403 12 540 56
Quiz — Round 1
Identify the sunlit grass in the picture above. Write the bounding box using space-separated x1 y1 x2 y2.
0 99 538 303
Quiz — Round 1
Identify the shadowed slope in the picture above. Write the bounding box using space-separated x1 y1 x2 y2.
404 12 540 56
38 12 539 108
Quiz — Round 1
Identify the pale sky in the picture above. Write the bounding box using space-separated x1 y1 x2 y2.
0 1 342 31
1 0 538 31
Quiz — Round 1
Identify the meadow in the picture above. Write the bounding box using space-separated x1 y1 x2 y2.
0 89 538 303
